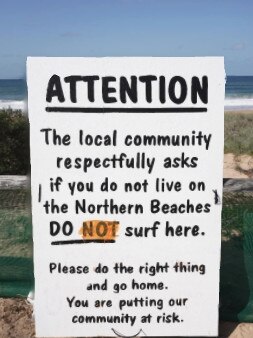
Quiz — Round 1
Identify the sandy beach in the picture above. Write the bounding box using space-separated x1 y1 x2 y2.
224 153 253 178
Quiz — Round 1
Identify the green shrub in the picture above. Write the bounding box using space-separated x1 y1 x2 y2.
0 109 30 174
224 112 253 155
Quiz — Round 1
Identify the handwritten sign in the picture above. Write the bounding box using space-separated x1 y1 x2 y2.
27 57 225 337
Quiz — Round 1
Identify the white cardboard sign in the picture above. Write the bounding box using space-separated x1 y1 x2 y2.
27 57 225 337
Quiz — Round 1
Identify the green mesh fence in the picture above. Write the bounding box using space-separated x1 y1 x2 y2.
220 192 253 322
0 187 253 322
0 189 33 297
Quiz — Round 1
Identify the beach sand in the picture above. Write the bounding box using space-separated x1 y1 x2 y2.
224 153 253 178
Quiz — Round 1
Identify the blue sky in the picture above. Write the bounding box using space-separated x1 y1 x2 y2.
0 0 252 78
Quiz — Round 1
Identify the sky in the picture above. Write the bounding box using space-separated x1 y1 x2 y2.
0 0 252 78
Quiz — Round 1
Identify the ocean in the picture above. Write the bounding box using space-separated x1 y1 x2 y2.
0 76 252 111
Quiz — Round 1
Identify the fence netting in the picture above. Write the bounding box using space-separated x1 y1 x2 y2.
0 189 33 297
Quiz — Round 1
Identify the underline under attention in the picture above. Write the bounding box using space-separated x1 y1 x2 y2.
45 107 207 113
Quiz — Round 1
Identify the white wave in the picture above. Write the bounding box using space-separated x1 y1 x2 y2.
1 98 252 112
225 97 253 110
0 100 26 111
